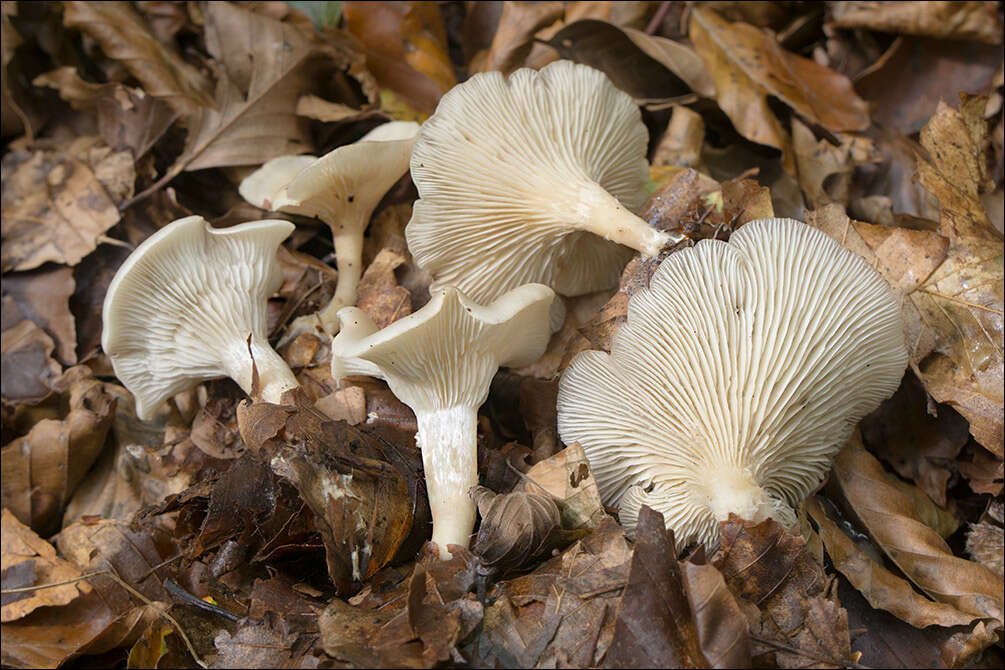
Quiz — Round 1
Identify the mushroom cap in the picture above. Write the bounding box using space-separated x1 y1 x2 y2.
238 154 318 212
282 121 419 231
331 283 555 412
557 218 908 548
102 215 294 420
405 59 656 304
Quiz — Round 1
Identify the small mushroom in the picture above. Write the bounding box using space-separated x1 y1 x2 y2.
557 218 908 549
406 59 682 305
240 121 420 338
102 215 299 420
331 283 556 558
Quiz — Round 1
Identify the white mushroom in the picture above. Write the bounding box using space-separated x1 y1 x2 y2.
557 218 908 549
239 121 420 338
102 215 299 420
331 284 555 558
406 59 682 305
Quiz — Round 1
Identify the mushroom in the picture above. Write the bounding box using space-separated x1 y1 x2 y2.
557 218 908 549
239 121 420 338
406 59 683 305
330 283 556 558
102 215 299 420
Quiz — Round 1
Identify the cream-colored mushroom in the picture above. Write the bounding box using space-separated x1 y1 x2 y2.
331 284 555 558
102 216 299 420
239 121 420 338
406 59 682 306
557 218 907 549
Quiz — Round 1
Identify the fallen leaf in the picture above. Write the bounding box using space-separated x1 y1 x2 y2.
913 99 1004 455
966 502 1004 579
62 1 214 113
1 366 116 535
344 1 454 114
213 611 319 669
830 1 1003 44
792 118 880 208
831 441 1004 627
356 247 412 328
171 1 314 172
855 37 1002 136
519 442 606 531
1 148 120 272
653 104 705 168
714 516 855 669
475 1 563 75
1 508 89 623
690 8 870 172
2 264 77 365
0 320 62 406
807 496 977 629
469 485 566 575
860 372 970 507
546 19 709 102
476 517 631 668
681 561 752 669
603 506 708 668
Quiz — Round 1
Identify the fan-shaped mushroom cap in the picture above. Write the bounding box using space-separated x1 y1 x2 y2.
331 283 555 410
557 218 908 549
238 154 317 213
406 59 678 305
238 121 420 338
102 216 299 420
331 283 555 557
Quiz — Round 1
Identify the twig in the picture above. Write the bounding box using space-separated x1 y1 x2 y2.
644 1 671 35
164 578 242 622
1 568 209 668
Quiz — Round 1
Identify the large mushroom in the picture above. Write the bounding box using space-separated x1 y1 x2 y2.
240 121 420 338
102 215 299 420
331 284 555 558
557 218 908 549
406 59 682 305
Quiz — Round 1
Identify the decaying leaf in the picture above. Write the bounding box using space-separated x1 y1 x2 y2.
1 366 116 535
832 441 1004 628
690 7 870 172
807 496 978 630
62 1 214 114
519 442 606 531
1 509 89 623
830 1 1003 44
1 147 120 272
1 319 62 407
965 502 1004 579
603 506 708 668
469 485 567 575
714 515 855 669
2 264 77 366
681 560 752 669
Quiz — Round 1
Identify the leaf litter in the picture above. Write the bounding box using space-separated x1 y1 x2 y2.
1 2 1003 668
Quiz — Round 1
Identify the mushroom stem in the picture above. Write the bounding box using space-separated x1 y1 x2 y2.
569 180 681 256
317 225 366 334
221 333 300 404
414 405 479 559
704 465 778 525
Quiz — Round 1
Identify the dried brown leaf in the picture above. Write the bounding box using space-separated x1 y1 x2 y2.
807 496 977 629
469 485 565 573
1 509 88 623
1 366 116 535
832 441 1004 626
356 247 412 329
830 1 1003 44
62 1 214 113
1 148 120 272
914 99 1004 455
546 19 709 101
682 561 752 669
174 2 314 172
344 1 454 114
213 611 318 669
714 516 855 669
2 265 77 366
603 506 708 668
690 8 870 172
520 442 606 531
1 320 61 406
476 1 563 75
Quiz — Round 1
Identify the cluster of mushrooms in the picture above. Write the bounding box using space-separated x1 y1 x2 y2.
102 61 908 561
